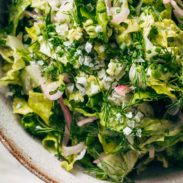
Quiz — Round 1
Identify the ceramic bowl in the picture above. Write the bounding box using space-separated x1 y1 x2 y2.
1 1 183 183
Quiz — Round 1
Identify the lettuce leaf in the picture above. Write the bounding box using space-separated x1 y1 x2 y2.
96 0 109 42
42 134 61 154
97 151 139 181
28 91 53 124
9 0 31 35
13 97 33 115
61 155 77 171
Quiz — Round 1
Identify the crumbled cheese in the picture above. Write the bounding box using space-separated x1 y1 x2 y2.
123 127 132 135
126 112 133 118
37 60 44 66
85 42 93 53
136 129 142 137
56 24 68 36
90 82 100 95
56 46 62 52
134 111 144 122
99 45 105 53
116 113 122 119
76 77 87 87
74 96 79 101
98 69 106 79
127 120 135 128
95 25 103 33
67 84 74 93
63 41 73 47
76 50 82 55
84 56 93 66
79 56 84 64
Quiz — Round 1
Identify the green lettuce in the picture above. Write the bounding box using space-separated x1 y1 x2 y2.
42 134 61 154
13 97 33 115
9 0 31 35
28 91 53 124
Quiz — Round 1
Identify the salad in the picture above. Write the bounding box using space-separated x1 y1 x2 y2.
1 0 183 182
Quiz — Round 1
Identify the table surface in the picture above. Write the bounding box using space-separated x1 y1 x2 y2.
0 142 43 183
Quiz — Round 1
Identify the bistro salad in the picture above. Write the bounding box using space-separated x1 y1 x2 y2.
1 0 183 182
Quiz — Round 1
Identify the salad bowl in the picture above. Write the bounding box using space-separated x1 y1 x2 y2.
1 0 183 183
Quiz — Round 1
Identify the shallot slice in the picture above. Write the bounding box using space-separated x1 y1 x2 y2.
59 97 86 156
111 7 130 24
114 85 131 96
77 116 99 127
59 97 72 146
30 62 63 100
62 142 86 156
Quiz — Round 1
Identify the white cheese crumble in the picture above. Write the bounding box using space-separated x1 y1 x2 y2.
116 113 122 119
84 56 93 67
37 60 44 66
95 25 103 33
67 84 74 93
136 129 142 137
85 42 93 53
90 82 100 95
99 45 105 53
127 120 135 128
134 111 144 122
76 77 87 87
76 50 82 55
126 112 133 118
56 24 68 36
63 41 73 47
123 127 132 135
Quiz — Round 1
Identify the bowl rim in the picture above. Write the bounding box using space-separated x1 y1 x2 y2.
0 129 57 183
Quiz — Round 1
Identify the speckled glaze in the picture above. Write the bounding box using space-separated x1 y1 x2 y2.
1 1 183 183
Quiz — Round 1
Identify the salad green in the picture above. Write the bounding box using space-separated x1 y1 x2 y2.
1 0 183 182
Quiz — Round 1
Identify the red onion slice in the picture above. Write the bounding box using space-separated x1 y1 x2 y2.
62 142 86 156
114 85 131 96
59 97 86 156
30 62 63 100
59 97 72 146
77 116 99 127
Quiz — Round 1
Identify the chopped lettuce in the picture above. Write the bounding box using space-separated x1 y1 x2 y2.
9 0 31 35
1 0 183 182
28 91 53 124
13 97 33 115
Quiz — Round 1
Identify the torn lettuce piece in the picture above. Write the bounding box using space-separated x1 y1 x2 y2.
9 0 31 35
13 97 33 115
96 0 109 42
28 91 53 124
42 134 61 154
61 154 77 171
115 18 139 45
97 151 139 181
148 79 176 99
21 65 40 94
